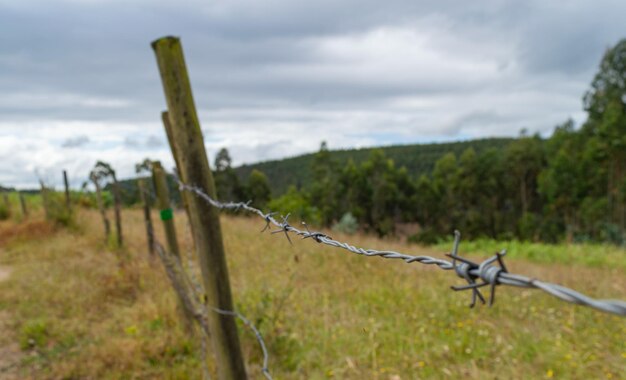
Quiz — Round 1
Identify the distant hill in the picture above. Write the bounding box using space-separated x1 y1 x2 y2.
234 138 514 196
111 137 515 203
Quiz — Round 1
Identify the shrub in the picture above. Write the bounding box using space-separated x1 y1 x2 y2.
0 203 9 220
332 212 358 235
267 186 321 226
20 320 49 350
408 228 441 245
43 192 76 227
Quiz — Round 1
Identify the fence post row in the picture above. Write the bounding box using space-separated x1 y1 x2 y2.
152 36 247 380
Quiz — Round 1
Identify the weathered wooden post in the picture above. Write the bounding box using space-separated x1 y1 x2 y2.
19 192 28 217
151 161 181 258
110 173 123 247
137 178 155 256
152 160 195 328
90 172 111 241
63 170 72 212
161 111 193 221
152 36 246 380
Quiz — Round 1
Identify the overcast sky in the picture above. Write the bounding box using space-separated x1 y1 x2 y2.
1 0 625 189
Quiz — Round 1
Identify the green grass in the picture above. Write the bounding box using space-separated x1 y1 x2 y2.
432 238 626 269
0 210 624 379
1 192 43 222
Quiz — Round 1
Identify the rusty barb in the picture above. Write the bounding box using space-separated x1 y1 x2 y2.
177 180 626 317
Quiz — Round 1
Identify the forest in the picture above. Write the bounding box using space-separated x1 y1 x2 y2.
212 40 626 245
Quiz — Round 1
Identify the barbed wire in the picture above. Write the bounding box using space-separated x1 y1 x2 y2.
178 181 626 317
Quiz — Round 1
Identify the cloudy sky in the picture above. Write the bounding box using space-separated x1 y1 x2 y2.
1 0 625 189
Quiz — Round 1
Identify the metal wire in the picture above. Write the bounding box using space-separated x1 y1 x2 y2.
178 181 626 317
154 241 273 379
212 308 272 380
181 241 273 380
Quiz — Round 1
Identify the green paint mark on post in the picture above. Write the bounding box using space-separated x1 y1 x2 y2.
160 208 173 221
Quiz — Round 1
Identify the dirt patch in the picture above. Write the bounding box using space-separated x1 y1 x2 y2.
0 311 21 379
0 266 11 282
0 220 54 247
0 266 22 379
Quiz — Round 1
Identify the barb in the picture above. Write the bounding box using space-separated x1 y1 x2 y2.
178 181 626 317
271 214 293 244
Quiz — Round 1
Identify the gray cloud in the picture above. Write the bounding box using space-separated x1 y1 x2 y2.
145 135 163 149
1 0 625 188
124 136 140 148
61 135 90 148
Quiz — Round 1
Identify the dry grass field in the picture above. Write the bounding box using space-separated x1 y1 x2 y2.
0 207 625 379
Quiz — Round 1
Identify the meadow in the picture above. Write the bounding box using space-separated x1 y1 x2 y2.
0 204 624 379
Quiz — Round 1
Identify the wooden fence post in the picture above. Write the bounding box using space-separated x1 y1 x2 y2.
152 36 247 380
161 111 193 217
19 192 28 217
137 178 155 256
63 170 72 212
162 111 196 247
151 160 196 328
151 161 181 258
111 174 123 247
90 173 111 242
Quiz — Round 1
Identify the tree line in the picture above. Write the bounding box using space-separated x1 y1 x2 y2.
216 39 626 245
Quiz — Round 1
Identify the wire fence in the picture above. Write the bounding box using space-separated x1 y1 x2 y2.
177 181 626 317
153 178 625 378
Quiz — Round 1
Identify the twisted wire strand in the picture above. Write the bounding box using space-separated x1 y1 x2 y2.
179 181 626 317
212 308 272 380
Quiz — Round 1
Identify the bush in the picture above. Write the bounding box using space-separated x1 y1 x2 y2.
332 212 358 235
267 186 321 226
0 203 9 220
598 222 625 246
44 192 76 227
408 228 441 245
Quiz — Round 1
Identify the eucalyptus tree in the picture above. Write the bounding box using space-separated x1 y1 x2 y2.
93 161 123 247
